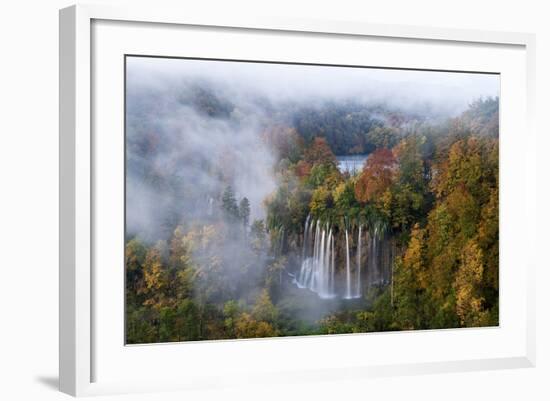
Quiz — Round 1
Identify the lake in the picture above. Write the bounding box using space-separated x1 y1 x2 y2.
336 154 368 174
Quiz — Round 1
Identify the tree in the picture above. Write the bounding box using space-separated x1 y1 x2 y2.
238 197 251 229
454 240 488 327
143 241 168 294
477 187 499 307
374 135 433 233
174 299 200 341
234 313 278 339
223 300 240 338
333 180 358 212
307 163 342 189
393 225 428 330
141 241 170 317
221 185 239 221
250 219 267 252
262 125 305 163
402 224 428 289
355 148 397 203
432 137 484 201
295 160 311 178
309 186 333 219
304 137 337 167
252 289 278 323
456 97 499 138
366 126 400 149
125 237 146 296
169 225 192 270
266 257 287 300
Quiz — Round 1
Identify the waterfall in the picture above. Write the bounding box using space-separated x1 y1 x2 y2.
296 219 336 299
366 224 389 288
296 218 391 300
308 217 314 254
330 234 335 295
318 229 326 292
323 228 333 297
356 225 362 298
344 229 351 299
302 215 310 261
278 227 285 256
311 221 320 289
373 225 378 284
207 196 214 216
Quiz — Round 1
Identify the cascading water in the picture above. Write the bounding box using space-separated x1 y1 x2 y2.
302 214 311 261
295 217 393 300
344 229 351 299
207 196 214 216
330 234 335 295
355 225 362 298
372 226 378 285
296 218 336 299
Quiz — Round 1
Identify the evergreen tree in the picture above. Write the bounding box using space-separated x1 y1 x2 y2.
249 219 268 254
221 185 239 221
238 197 251 229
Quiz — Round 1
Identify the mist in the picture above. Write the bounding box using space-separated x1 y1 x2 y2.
124 56 501 342
127 56 499 116
126 56 499 242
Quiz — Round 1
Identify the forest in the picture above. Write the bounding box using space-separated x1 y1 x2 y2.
125 58 499 344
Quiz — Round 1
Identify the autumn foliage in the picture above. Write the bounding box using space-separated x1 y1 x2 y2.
126 95 500 342
355 148 397 203
304 137 337 166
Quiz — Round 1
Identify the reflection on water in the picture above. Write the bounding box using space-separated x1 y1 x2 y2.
336 154 368 174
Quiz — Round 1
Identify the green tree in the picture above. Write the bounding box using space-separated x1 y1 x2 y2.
393 224 427 329
221 185 239 221
174 299 200 341
389 136 431 232
333 181 354 209
250 219 267 253
307 163 342 189
238 197 251 229
309 186 333 219
252 289 278 323
125 237 146 298
223 300 241 338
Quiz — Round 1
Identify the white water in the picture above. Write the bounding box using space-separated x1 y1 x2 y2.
336 154 369 174
344 229 351 299
206 195 214 216
356 225 362 298
372 226 378 284
296 217 389 300
302 214 310 260
297 219 336 299
331 232 335 295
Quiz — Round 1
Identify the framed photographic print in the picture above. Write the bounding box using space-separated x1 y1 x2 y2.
59 4 536 396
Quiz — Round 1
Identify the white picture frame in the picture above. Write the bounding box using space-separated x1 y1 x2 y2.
59 4 536 397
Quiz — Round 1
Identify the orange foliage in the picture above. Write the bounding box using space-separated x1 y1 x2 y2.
304 137 337 166
354 148 397 203
295 160 312 178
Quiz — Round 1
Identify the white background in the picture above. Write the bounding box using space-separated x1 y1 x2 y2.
0 0 547 400
93 19 528 386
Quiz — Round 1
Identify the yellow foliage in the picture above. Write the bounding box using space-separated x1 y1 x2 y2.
454 240 486 326
143 243 167 292
234 313 278 339
402 224 428 289
252 289 278 323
